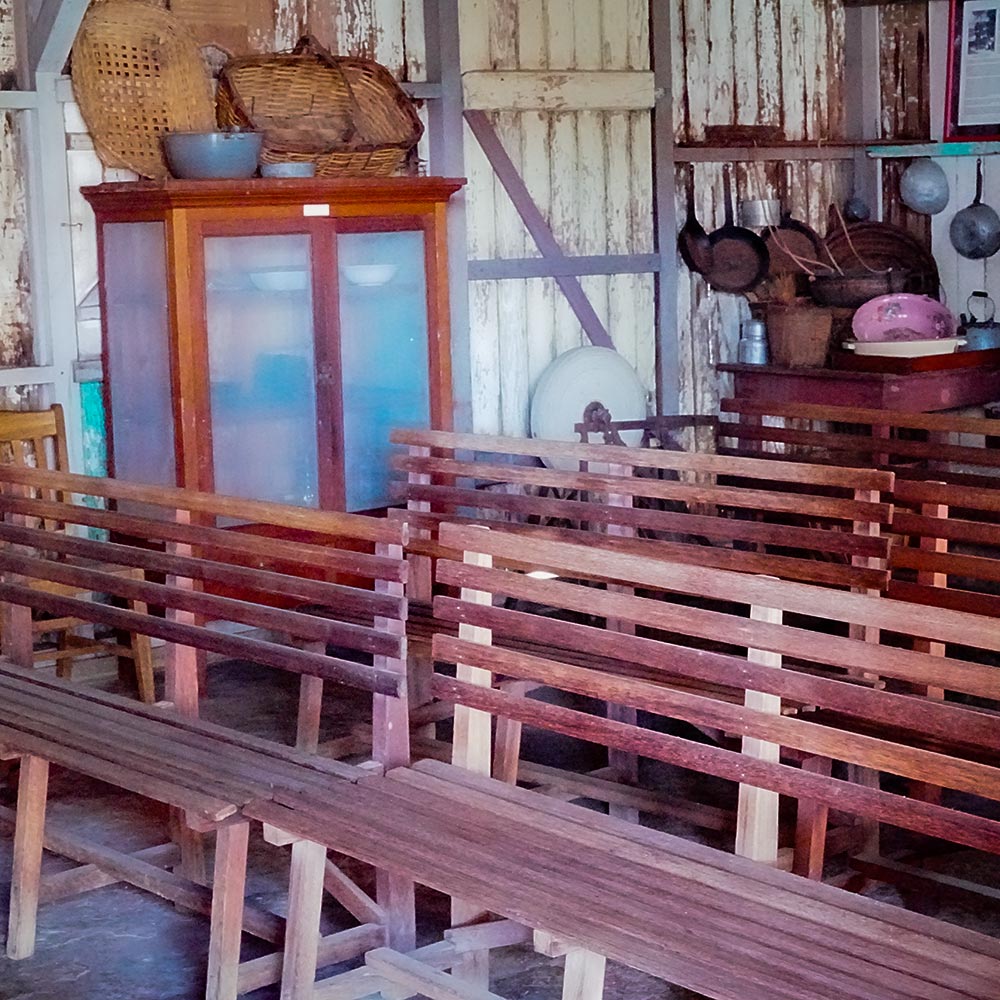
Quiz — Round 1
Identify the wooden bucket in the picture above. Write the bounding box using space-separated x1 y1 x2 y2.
766 302 833 368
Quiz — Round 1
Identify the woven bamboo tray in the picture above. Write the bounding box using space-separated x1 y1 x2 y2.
217 37 423 178
71 0 215 179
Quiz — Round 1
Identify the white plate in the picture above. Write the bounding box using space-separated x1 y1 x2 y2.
530 347 648 468
843 336 966 357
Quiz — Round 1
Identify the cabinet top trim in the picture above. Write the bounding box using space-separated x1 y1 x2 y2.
82 176 466 213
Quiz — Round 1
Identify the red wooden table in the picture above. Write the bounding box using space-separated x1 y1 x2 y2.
718 361 1000 412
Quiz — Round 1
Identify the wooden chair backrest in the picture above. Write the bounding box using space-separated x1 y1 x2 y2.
430 522 1000 858
716 399 1000 618
0 405 69 473
390 429 894 593
0 465 410 766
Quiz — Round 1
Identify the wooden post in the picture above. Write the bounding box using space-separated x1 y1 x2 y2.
205 820 249 1000
373 539 416 952
603 462 639 823
735 602 782 865
407 444 436 713
6 755 49 960
452 540 495 988
792 755 832 880
279 839 327 1000
562 949 607 1000
296 640 326 754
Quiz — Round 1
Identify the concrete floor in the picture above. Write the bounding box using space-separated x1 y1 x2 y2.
0 660 997 1000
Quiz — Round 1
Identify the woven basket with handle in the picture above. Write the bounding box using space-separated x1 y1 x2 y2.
71 0 216 179
216 37 423 178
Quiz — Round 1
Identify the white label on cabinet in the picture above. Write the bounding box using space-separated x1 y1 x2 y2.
303 204 331 217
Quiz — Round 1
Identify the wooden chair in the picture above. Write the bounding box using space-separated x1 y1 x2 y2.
0 405 154 701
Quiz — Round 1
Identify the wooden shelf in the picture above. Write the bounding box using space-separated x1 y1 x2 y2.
866 141 1000 159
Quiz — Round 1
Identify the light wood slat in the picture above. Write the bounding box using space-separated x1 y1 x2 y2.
0 464 404 544
389 427 894 491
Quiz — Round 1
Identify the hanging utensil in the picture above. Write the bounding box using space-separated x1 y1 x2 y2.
704 165 770 294
950 158 1000 260
677 164 714 275
959 290 1000 351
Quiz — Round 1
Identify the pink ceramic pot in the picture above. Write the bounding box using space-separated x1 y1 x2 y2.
851 293 957 342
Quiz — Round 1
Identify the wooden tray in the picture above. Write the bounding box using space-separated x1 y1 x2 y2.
831 347 1000 374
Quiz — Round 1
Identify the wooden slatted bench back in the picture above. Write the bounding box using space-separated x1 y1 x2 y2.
0 464 409 763
390 428 894 593
717 399 1000 619
430 522 1000 873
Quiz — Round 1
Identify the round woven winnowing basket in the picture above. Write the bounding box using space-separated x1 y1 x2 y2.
217 36 423 177
71 0 215 179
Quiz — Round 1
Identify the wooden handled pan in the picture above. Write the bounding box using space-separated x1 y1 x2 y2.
705 165 770 293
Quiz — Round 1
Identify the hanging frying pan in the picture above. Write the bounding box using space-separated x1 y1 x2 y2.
950 158 1000 260
705 165 770 294
677 164 714 275
761 166 832 275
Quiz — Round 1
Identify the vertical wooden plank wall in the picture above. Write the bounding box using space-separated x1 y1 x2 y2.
0 0 33 375
460 0 655 436
673 0 852 437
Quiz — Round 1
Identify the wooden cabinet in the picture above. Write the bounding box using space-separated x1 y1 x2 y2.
83 177 463 511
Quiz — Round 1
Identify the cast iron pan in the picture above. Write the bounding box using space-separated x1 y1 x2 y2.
763 213 829 274
705 165 770 293
677 165 714 274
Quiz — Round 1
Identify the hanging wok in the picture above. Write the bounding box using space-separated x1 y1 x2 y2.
704 164 769 294
950 158 1000 260
677 164 714 275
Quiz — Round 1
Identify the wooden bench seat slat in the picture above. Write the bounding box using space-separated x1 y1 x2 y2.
0 581 403 696
384 768 997 998
390 428 895 492
892 511 1000 547
0 494 408 583
432 596 1000 754
891 546 1000 584
436 559 1000 701
429 673 1000 855
0 521 403 619
893 478 1000 511
395 454 892 524
0 465 405 544
886 580 1000 617
0 721 236 822
0 677 333 805
0 661 362 781
434 634 1000 800
410 759 1000 963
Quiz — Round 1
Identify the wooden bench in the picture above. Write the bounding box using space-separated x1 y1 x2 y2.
249 521 1000 1000
716 399 1000 619
0 464 412 999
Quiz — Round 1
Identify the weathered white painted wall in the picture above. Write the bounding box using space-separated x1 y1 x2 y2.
673 0 852 431
460 0 654 436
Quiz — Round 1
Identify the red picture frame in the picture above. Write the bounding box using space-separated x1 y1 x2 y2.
945 0 1000 141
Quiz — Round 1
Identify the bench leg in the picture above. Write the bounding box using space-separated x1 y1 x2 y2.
793 756 832 880
296 673 324 753
127 600 156 704
562 949 606 1000
205 820 249 1000
280 839 326 1000
7 755 49 960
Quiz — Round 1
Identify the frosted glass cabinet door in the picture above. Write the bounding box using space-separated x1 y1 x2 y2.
103 222 176 487
338 231 430 511
204 233 319 506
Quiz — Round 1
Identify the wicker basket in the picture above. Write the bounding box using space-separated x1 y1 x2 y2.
217 37 423 178
71 0 216 179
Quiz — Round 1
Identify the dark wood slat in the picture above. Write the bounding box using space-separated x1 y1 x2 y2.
0 582 403 696
0 521 401 619
430 675 1000 855
892 546 1000 584
432 597 1000 753
886 580 1000 618
0 550 401 658
0 493 407 582
893 479 1000 513
893 511 1000 547
436 559 1000 700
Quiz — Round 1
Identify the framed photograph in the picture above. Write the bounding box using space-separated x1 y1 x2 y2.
945 0 1000 141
